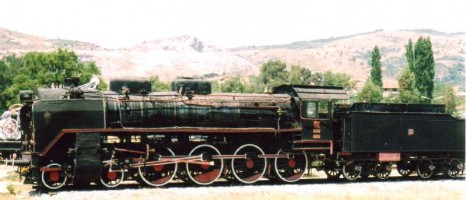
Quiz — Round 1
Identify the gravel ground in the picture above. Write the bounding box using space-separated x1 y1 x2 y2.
1 165 465 200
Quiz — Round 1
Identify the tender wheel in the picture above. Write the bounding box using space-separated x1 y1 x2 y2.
41 163 68 190
342 162 362 181
396 161 413 177
447 158 464 178
359 163 375 179
375 162 392 180
323 159 341 180
186 144 224 185
231 144 267 184
416 159 435 179
274 150 308 183
138 148 178 187
100 161 124 188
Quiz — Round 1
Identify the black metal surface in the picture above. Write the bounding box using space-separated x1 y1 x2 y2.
273 85 349 100
109 79 152 95
105 94 296 129
32 99 105 152
340 103 465 153
171 78 212 95
73 133 101 184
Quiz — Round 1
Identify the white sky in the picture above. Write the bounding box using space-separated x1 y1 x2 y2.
1 0 464 48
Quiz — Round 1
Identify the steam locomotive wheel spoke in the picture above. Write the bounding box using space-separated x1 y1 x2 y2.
186 144 224 185
447 158 463 178
375 162 392 180
342 162 362 181
323 159 341 180
231 144 267 184
100 162 124 188
416 159 435 179
274 150 307 182
138 148 178 187
396 161 413 177
41 163 68 190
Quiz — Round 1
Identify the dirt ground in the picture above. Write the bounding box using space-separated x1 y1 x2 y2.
1 165 464 200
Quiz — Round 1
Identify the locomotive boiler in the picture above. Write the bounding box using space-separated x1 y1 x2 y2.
9 77 466 190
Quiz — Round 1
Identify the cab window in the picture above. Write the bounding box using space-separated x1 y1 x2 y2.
303 101 318 118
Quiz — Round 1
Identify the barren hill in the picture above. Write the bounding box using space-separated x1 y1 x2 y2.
232 29 465 89
1 28 464 90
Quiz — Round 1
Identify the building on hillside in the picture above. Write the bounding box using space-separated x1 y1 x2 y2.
382 79 399 100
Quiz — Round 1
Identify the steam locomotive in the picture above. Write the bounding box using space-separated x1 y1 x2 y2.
6 77 465 190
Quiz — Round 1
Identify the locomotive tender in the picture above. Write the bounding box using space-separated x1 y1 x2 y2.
8 77 465 190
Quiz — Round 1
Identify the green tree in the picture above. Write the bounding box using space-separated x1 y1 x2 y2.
288 65 311 85
442 84 457 115
259 60 288 87
210 81 221 92
311 71 357 90
357 80 382 103
405 39 415 71
397 67 421 103
220 76 246 93
406 37 436 103
1 49 102 107
370 45 383 88
150 76 170 92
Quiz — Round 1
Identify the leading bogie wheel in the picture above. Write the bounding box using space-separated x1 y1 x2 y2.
138 148 178 187
186 144 224 185
231 144 267 184
274 150 308 183
100 161 125 188
41 163 68 190
342 162 362 181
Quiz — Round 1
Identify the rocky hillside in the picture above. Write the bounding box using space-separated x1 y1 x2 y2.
232 29 465 89
1 28 464 89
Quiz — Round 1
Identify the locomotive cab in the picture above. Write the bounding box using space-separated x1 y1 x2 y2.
273 85 349 143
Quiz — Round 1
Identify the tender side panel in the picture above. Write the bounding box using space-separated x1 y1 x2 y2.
343 112 465 153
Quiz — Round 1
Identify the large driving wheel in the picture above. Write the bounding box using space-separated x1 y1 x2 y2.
138 148 178 187
100 161 125 188
375 162 392 180
186 144 224 185
396 161 413 178
342 162 362 181
446 158 464 178
274 150 308 183
41 163 68 190
417 158 435 179
231 144 267 184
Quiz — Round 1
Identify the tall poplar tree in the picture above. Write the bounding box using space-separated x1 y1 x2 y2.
405 37 435 103
370 45 383 88
414 37 435 101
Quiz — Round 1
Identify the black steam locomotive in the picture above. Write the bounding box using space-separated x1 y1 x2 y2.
7 77 465 190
